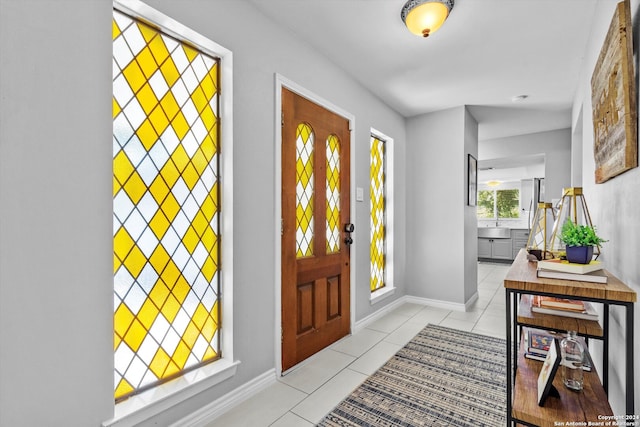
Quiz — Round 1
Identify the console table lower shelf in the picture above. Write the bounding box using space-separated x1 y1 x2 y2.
511 334 613 427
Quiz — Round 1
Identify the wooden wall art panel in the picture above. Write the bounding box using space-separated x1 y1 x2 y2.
591 0 637 183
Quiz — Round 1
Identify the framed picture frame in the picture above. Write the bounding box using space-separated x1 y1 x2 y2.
467 154 477 206
591 0 637 183
537 338 561 406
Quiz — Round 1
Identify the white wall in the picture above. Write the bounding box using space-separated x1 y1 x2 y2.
480 129 572 203
463 108 479 301
0 1 114 425
0 1 407 425
406 106 477 304
571 0 640 414
572 107 584 187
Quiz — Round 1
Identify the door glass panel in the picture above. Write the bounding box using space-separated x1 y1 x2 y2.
326 135 340 254
296 123 314 258
370 136 386 291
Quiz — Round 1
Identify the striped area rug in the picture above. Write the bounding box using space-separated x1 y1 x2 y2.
317 324 506 426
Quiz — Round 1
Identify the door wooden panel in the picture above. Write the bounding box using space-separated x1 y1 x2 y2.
281 88 351 371
327 276 340 320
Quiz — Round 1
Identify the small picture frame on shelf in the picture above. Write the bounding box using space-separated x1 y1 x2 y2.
537 338 561 406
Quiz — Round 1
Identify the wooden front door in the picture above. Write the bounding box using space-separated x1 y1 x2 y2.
281 88 351 371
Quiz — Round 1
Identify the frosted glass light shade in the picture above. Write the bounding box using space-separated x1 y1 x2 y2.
401 0 454 37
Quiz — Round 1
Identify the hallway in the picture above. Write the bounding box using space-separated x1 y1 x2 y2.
208 262 510 426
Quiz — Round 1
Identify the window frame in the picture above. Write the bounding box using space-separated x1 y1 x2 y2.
476 183 521 220
370 129 395 305
107 1 236 425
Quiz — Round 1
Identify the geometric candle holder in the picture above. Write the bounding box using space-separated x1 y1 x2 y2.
547 187 600 258
527 202 555 260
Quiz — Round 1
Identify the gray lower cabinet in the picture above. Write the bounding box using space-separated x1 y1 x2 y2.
492 238 513 259
478 237 512 260
511 229 530 259
478 238 492 258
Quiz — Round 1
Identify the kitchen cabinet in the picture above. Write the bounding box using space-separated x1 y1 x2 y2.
478 237 512 260
478 238 491 258
511 229 529 259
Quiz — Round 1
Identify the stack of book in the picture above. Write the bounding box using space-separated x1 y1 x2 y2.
523 328 592 371
530 295 599 320
536 258 608 284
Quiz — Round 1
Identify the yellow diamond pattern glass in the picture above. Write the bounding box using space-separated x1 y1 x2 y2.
326 135 341 254
113 10 220 401
370 136 386 292
296 123 314 258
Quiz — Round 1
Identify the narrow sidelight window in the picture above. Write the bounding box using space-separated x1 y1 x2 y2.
370 135 386 292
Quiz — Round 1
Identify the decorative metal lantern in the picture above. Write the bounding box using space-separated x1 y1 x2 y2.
548 187 600 258
526 202 555 260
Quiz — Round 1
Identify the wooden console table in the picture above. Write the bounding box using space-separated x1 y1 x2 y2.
504 249 636 426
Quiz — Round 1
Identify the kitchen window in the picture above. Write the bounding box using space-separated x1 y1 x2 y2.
477 187 520 219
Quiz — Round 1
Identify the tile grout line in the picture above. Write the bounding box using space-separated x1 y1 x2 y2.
263 266 509 426
280 310 422 425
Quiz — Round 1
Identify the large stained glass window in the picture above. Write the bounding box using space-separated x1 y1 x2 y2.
113 9 221 401
370 135 386 292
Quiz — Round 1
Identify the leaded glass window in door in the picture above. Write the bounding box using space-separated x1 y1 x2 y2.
326 135 341 254
295 123 314 258
113 9 221 401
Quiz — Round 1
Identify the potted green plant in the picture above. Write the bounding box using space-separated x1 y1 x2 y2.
560 219 607 264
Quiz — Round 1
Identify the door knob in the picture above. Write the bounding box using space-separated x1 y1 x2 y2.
344 236 353 245
344 223 355 233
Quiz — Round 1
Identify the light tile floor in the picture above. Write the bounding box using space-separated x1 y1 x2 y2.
205 262 510 427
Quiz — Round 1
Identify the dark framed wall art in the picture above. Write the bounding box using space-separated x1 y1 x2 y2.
468 154 477 206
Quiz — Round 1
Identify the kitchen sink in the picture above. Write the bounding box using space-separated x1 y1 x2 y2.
478 227 511 239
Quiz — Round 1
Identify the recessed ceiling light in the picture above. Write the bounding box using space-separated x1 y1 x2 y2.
511 95 528 102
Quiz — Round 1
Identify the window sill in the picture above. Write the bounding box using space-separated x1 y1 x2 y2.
370 286 395 305
103 358 240 427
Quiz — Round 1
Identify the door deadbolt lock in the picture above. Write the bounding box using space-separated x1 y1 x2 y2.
344 236 353 245
344 223 355 233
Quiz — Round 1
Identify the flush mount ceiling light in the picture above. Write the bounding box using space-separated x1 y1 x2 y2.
401 0 454 38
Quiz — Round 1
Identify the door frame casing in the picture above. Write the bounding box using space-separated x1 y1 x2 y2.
274 74 356 376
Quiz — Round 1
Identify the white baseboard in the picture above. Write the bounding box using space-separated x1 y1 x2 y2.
353 296 408 333
174 292 479 425
403 295 469 312
171 369 277 427
353 293 475 334
464 292 479 311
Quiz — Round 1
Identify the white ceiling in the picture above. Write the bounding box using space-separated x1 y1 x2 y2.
248 0 600 141
478 153 545 183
